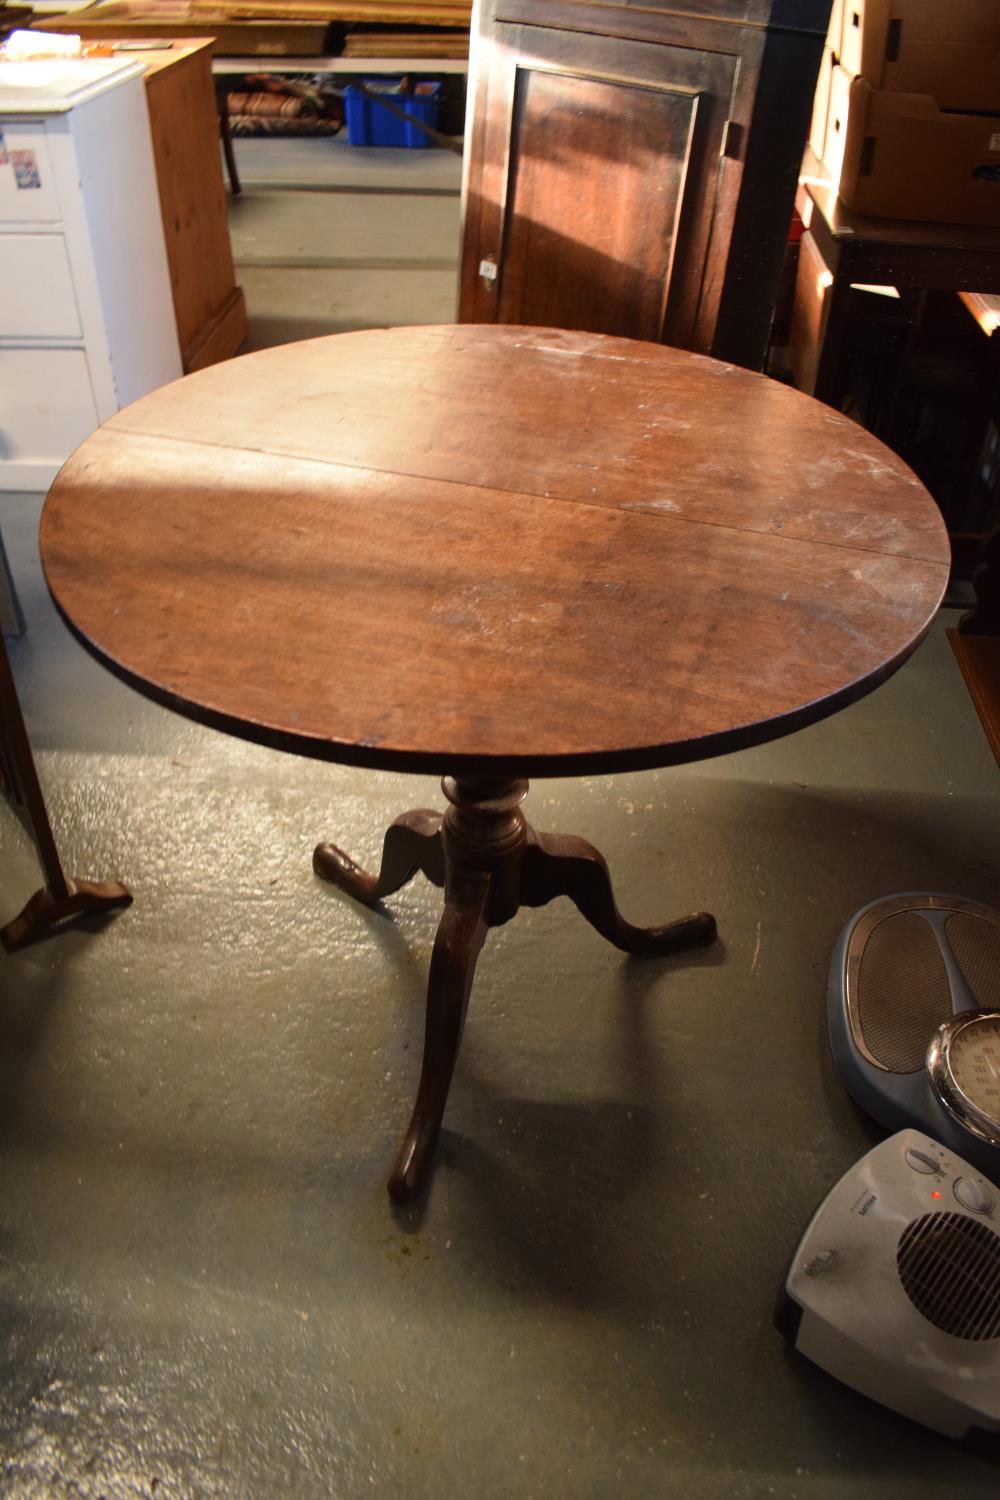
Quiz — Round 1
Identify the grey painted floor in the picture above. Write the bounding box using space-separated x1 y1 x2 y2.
2 140 1000 1498
229 138 462 349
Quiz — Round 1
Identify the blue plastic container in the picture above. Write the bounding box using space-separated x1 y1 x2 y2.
343 81 441 148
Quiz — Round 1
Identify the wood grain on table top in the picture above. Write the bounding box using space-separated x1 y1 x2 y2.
40 326 951 775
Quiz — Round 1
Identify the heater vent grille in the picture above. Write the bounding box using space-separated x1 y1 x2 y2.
897 1212 1000 1341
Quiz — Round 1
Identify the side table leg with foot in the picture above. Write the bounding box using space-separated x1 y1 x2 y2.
314 809 444 904
520 829 717 956
389 867 491 1204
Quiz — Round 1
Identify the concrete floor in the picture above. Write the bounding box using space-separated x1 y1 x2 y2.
2 140 1000 1498
229 138 462 349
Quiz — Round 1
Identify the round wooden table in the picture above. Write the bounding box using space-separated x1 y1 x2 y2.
40 325 951 1202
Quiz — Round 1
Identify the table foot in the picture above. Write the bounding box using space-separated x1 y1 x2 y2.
388 868 490 1204
313 809 443 906
521 830 717 956
1 877 133 953
316 777 717 1201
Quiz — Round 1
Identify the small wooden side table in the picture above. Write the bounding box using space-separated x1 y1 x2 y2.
39 325 951 1202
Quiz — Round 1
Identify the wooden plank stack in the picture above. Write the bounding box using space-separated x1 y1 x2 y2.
190 0 471 20
37 0 472 57
37 4 333 54
341 29 467 55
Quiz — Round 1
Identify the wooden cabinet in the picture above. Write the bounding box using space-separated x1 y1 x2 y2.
115 40 247 373
460 0 831 368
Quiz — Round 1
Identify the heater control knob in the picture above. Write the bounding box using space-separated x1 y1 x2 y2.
904 1147 941 1174
953 1177 994 1215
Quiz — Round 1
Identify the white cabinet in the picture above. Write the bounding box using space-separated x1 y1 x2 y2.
0 59 182 490
0 118 61 221
0 349 99 466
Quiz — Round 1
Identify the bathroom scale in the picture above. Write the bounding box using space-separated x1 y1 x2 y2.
828 893 1000 1178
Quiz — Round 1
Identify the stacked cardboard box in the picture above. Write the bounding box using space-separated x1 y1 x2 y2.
807 0 841 162
810 0 1000 226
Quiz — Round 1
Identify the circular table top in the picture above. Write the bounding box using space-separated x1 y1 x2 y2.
41 325 950 776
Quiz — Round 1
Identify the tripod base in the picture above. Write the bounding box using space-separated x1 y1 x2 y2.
314 777 716 1203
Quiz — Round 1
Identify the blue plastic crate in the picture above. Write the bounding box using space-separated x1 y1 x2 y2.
343 80 441 148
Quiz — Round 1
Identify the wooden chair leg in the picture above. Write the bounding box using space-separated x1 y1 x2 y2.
0 527 24 639
2 879 133 953
1 632 132 951
216 82 241 196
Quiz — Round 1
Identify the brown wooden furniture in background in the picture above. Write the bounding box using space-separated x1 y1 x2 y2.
40 325 949 1199
950 522 1000 767
0 635 132 952
790 163 1000 580
0 529 24 640
124 39 248 372
37 2 334 56
0 6 33 41
459 0 831 370
949 631 1000 768
791 168 1000 411
215 72 241 196
29 34 247 369
38 0 473 55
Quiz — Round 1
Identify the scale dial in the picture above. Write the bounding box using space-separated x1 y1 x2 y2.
927 1012 1000 1149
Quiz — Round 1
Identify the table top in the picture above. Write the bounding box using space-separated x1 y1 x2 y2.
40 325 951 777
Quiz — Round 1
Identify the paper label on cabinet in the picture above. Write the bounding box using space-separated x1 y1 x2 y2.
0 131 7 168
11 151 41 190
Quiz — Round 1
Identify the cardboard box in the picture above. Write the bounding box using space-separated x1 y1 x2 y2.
809 45 836 161
826 0 845 55
840 0 1000 110
823 61 853 183
829 72 1000 226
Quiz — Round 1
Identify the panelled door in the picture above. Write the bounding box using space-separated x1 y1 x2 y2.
460 23 740 350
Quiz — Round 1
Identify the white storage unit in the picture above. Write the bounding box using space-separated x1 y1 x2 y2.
0 59 182 490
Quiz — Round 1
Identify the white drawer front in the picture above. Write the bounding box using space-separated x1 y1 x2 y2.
0 348 98 465
0 121 61 223
0 233 80 337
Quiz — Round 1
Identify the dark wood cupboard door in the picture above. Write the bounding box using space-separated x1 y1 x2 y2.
461 25 740 349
